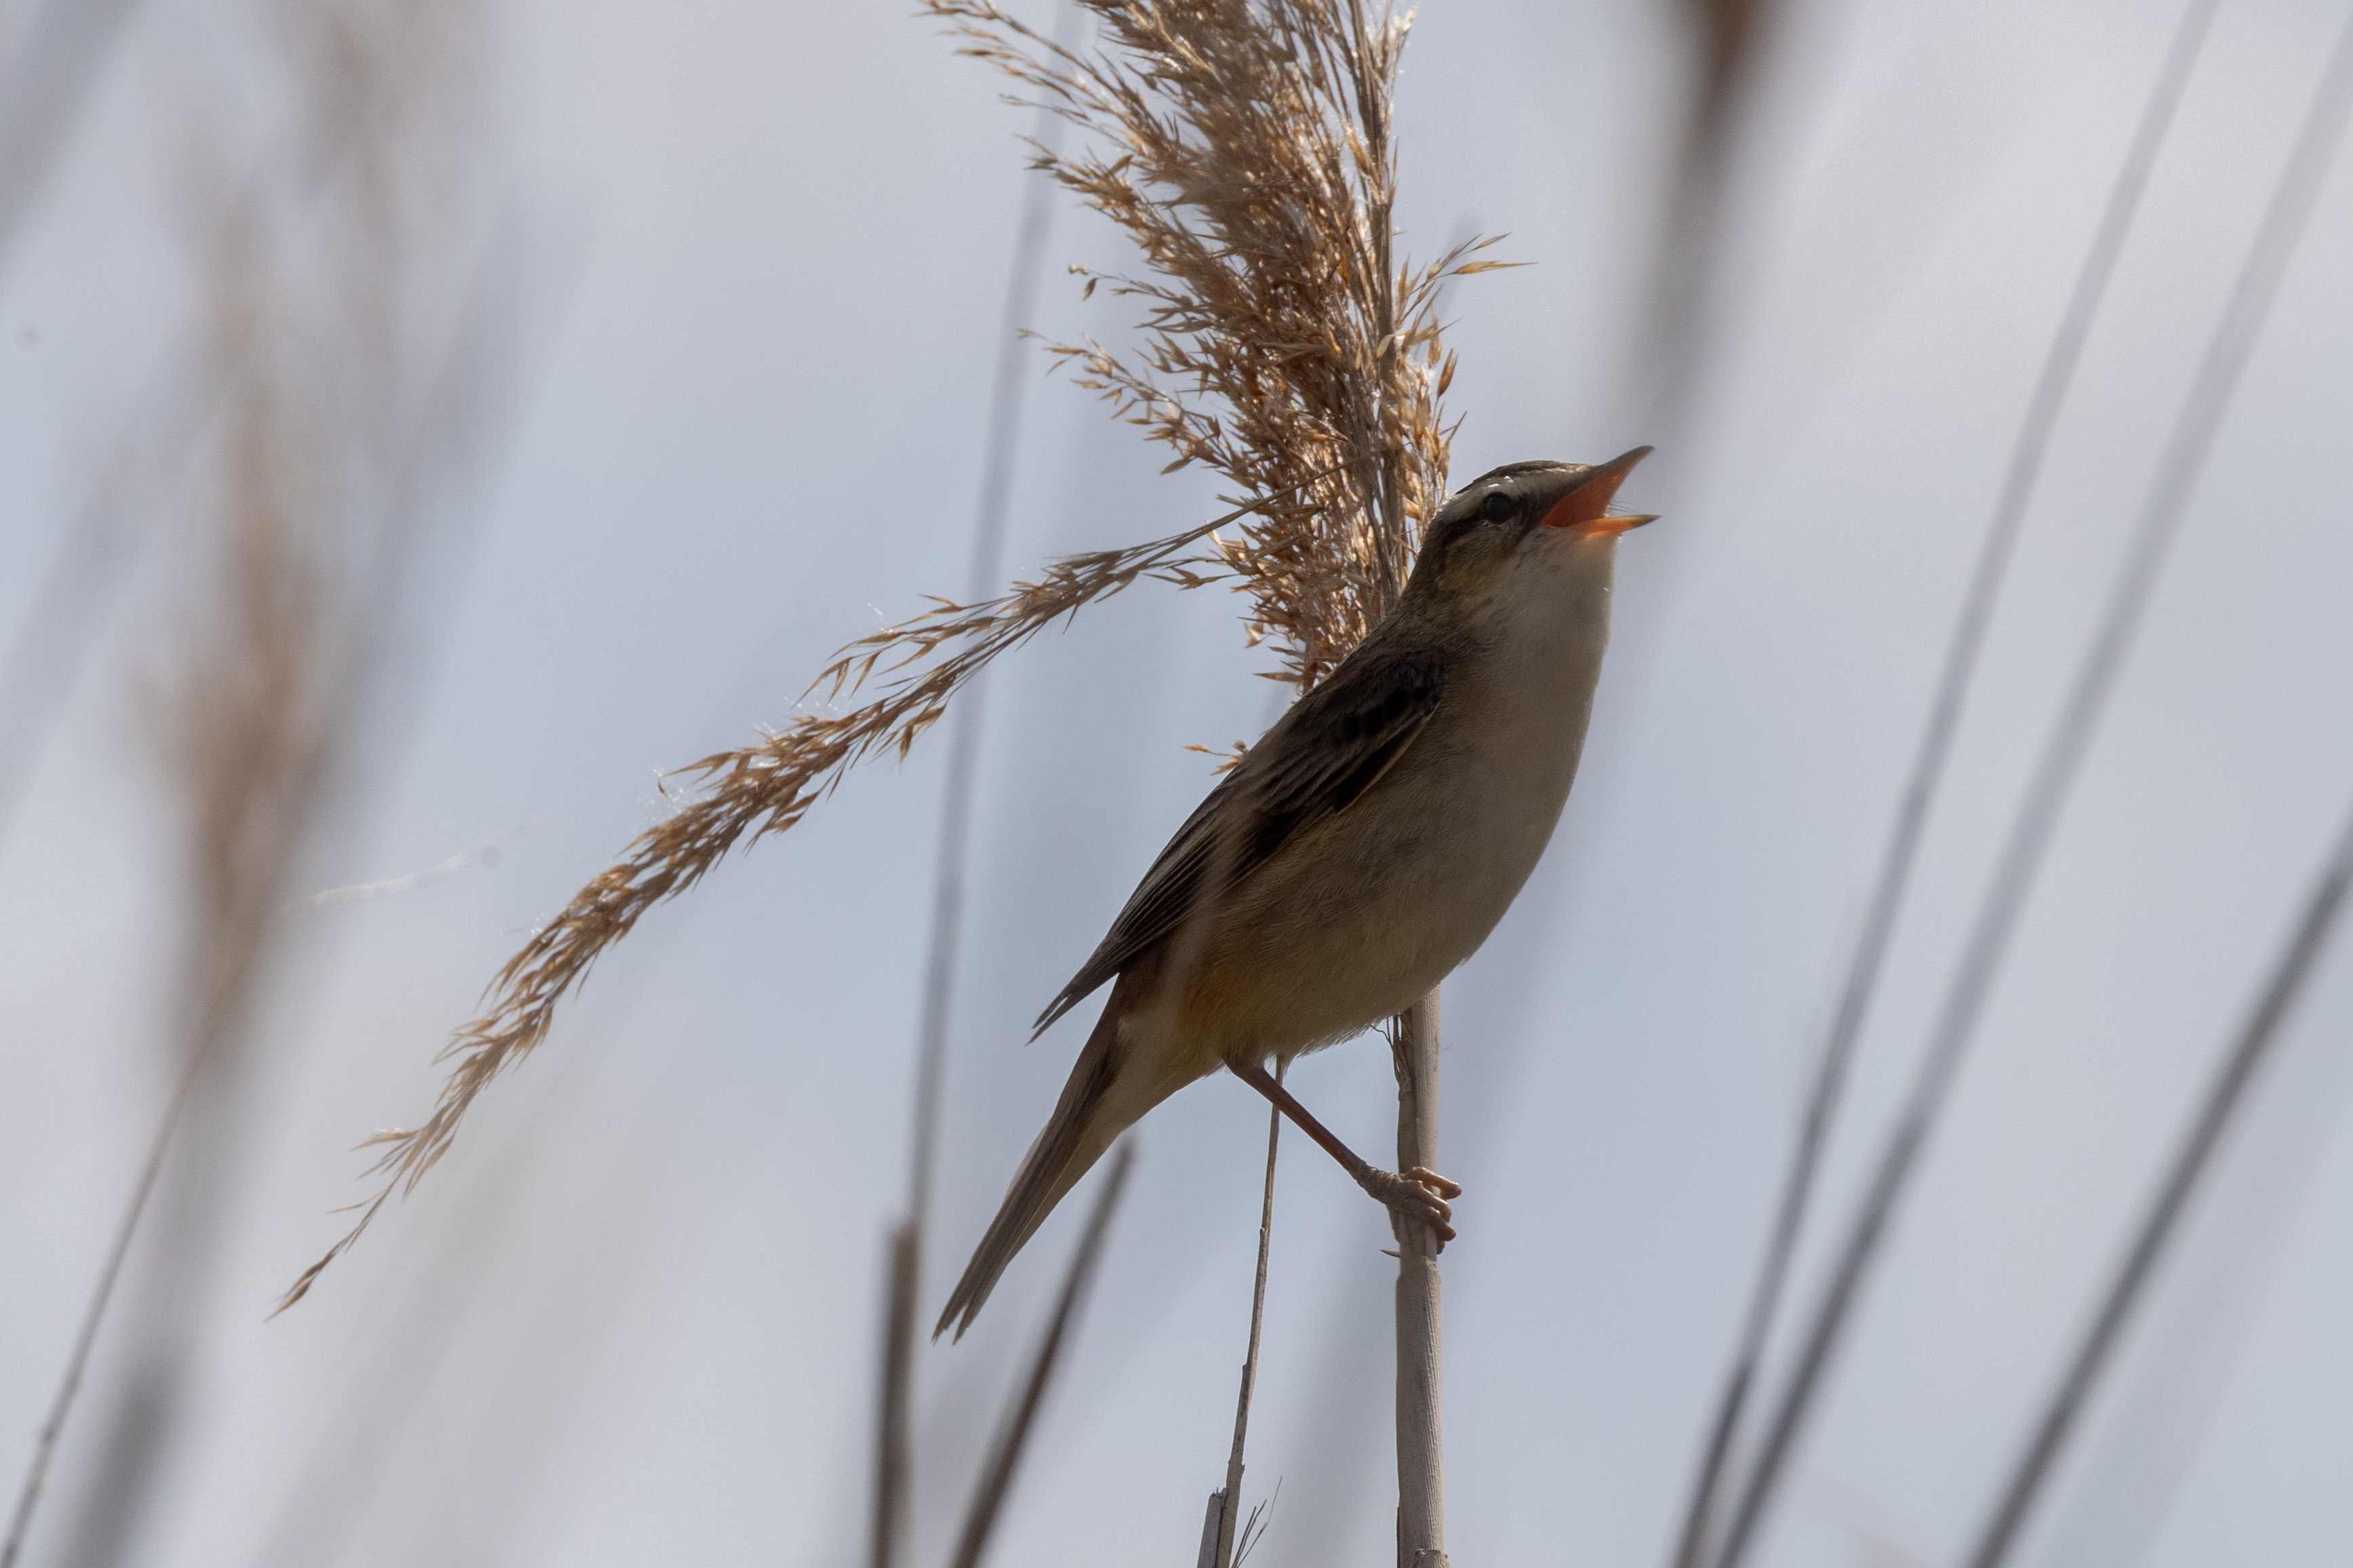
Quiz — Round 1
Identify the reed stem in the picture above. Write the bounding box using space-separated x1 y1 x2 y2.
1210 1081 1284 1567
1392 990 1445 1567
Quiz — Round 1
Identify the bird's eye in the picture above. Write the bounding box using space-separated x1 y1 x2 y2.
1480 491 1516 523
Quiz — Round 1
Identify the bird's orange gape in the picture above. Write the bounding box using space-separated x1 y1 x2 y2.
1542 443 1657 534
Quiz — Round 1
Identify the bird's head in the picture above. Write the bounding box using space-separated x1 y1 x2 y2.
1403 447 1656 618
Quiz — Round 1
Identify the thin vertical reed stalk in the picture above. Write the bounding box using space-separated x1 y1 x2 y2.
1710 14 2353 1562
870 1220 921 1568
1964 797 2353 1568
1666 5 2219 1563
1208 1088 1283 1568
948 1144 1135 1568
0 1044 212 1568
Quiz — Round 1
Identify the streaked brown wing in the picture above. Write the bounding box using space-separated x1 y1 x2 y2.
1032 653 1443 1035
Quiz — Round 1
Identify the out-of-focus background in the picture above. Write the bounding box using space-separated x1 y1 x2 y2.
4 1 2352 1565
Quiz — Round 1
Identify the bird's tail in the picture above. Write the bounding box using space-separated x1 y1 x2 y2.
936 992 1157 1341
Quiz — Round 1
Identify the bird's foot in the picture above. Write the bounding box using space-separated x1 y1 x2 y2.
1360 1165 1462 1249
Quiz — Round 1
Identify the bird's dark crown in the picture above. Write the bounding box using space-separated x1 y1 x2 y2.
1411 460 1592 579
1476 460 1584 481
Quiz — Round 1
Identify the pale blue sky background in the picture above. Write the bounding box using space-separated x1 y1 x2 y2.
3 1 2352 1565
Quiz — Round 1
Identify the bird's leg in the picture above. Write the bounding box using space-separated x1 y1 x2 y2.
1228 1057 1461 1247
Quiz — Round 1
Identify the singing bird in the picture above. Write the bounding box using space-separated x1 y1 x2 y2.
938 448 1657 1339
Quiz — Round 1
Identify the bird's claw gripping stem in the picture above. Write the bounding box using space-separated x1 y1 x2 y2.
1362 1165 1460 1249
1228 1058 1462 1247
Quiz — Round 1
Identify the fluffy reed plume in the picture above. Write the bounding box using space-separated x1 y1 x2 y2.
290 0 1487 1300
949 0 1493 681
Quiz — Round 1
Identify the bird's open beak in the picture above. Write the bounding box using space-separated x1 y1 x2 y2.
1540 445 1657 535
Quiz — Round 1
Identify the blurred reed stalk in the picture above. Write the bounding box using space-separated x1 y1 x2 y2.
2 0 505 1561
0 0 146 270
1664 4 2220 1563
57 176 353 1568
874 13 1074 1560
1202 1081 1282 1568
948 1143 1135 1568
1625 0 1781 440
1965 795 2353 1568
18 191 344 1568
1710 12 2353 1563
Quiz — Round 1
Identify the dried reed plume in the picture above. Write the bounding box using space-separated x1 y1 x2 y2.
942 0 1496 678
289 0 1487 1303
